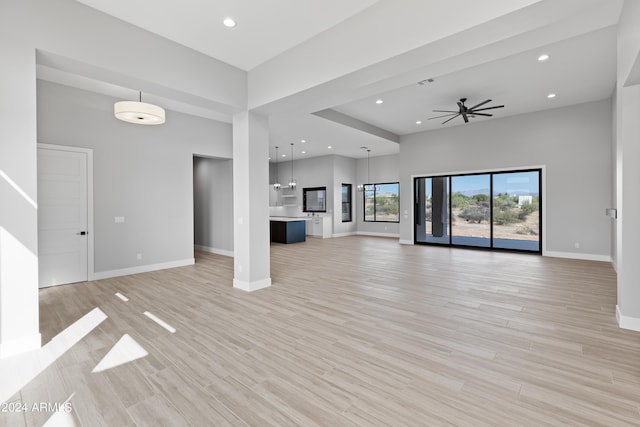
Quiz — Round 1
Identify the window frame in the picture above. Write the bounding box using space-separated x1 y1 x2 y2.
302 186 327 213
341 183 352 223
363 182 400 223
413 168 542 254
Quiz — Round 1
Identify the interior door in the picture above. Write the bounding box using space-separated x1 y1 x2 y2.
38 147 88 288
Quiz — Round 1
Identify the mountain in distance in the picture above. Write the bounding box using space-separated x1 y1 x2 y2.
457 188 539 197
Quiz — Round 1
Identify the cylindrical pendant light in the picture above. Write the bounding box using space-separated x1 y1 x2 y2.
114 91 165 125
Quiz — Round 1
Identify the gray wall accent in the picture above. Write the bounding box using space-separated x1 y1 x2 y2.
193 157 234 254
356 154 401 236
399 99 613 257
37 80 232 273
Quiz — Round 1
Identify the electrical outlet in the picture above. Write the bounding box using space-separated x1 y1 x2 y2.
137 253 143 260
574 242 580 249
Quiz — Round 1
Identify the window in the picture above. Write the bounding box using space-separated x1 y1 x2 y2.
342 184 352 222
363 182 399 222
303 187 326 212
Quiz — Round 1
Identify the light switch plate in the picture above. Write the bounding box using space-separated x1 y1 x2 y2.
115 216 125 223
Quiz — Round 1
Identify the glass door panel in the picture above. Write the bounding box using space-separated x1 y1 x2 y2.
492 171 540 251
415 177 450 244
451 174 491 247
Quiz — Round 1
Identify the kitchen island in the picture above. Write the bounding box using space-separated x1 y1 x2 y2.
269 217 310 244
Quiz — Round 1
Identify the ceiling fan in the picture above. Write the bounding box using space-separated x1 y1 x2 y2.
429 98 504 124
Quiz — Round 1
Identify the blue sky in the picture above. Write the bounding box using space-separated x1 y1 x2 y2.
426 171 540 196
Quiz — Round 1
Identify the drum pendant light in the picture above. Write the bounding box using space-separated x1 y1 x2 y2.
114 91 165 125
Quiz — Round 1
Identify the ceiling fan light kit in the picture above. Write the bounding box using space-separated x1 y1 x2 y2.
429 98 504 125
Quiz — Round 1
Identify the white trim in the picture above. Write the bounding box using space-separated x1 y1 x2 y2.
37 143 95 282
617 305 640 332
356 231 400 238
0 333 41 359
399 239 413 245
612 259 618 273
92 258 194 280
332 232 356 238
233 277 271 292
544 251 611 262
194 244 234 258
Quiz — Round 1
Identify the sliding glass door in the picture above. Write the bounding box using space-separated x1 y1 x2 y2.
414 169 541 253
415 177 449 244
451 174 491 248
492 171 540 251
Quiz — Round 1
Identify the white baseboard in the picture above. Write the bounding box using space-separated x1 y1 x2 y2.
543 251 611 263
91 258 195 281
399 239 413 245
195 244 234 258
0 333 41 359
233 277 271 292
332 232 356 238
616 305 640 332
356 231 400 238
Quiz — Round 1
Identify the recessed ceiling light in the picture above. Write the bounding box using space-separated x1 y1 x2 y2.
547 93 556 98
301 139 306 143
328 146 332 149
281 154 286 157
538 54 550 61
301 151 306 154
416 120 422 125
375 99 383 105
223 17 236 28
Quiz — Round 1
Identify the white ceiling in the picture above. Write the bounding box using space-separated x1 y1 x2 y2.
58 0 621 161
75 0 381 71
333 26 617 135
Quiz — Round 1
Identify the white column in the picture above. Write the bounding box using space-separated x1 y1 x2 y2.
0 42 41 357
232 111 271 291
616 84 640 330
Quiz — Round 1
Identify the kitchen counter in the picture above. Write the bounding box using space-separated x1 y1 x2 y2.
269 217 309 243
269 216 312 222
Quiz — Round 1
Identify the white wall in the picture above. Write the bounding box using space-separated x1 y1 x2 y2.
37 80 232 274
399 100 613 259
193 157 234 256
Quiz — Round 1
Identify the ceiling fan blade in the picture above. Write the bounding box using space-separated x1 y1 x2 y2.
472 105 504 112
441 113 460 124
429 113 459 120
469 99 491 110
432 109 459 113
471 113 493 117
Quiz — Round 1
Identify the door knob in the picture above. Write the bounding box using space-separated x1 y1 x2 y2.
76 231 87 236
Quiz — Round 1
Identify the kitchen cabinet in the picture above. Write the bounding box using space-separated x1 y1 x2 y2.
306 215 332 238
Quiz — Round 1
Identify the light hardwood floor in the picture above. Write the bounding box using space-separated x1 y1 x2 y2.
2 236 640 426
